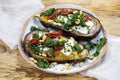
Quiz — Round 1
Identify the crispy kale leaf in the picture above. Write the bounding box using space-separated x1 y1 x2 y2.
36 59 50 68
41 8 55 16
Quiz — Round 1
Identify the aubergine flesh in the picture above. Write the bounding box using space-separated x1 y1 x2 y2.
24 30 93 63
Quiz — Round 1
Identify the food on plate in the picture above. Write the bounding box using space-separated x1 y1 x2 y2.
35 8 102 40
22 26 106 68
24 27 93 62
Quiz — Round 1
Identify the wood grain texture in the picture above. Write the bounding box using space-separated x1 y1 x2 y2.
0 0 120 79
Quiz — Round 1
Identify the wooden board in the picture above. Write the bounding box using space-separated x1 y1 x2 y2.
0 0 120 79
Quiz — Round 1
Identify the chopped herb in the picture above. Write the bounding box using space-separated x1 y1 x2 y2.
50 47 54 56
45 37 53 47
84 41 95 51
55 14 76 30
31 44 41 55
55 11 89 30
79 13 86 27
53 40 59 46
59 41 66 46
45 37 59 47
41 8 55 16
32 33 39 38
74 41 82 53
30 26 40 31
93 37 107 57
36 59 50 68
80 19 86 27
55 16 64 24
30 26 47 32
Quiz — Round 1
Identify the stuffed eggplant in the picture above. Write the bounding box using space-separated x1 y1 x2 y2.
35 8 102 40
24 29 93 63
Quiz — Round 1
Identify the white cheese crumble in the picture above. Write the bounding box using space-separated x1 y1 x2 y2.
38 45 43 51
85 21 94 29
43 47 50 51
39 32 44 38
68 14 73 19
61 47 72 56
63 17 68 24
56 16 64 22
65 39 74 47
56 15 69 24
72 26 89 34
61 39 75 56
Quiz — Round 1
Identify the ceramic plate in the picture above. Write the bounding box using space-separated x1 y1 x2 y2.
18 4 108 74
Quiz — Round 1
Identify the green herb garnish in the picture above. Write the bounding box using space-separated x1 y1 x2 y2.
53 40 59 46
36 59 50 68
31 44 41 55
41 8 55 16
45 37 53 47
49 47 54 57
59 41 66 46
45 37 60 56
74 41 82 53
84 41 95 51
30 26 40 31
93 37 107 57
30 26 47 32
79 13 87 27
32 33 39 38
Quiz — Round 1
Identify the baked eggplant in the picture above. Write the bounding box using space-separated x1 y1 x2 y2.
35 8 102 40
24 29 93 63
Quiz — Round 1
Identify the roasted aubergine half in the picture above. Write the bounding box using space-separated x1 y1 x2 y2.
35 8 102 40
24 29 93 63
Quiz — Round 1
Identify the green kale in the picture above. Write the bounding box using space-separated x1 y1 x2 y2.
32 33 39 38
84 41 95 51
74 41 82 53
93 37 107 57
49 47 54 57
36 59 50 68
45 37 53 47
59 41 66 46
31 44 41 55
41 8 55 16
79 13 86 27
30 26 40 31
30 26 47 32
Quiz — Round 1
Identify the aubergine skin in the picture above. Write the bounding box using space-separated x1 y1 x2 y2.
40 19 102 41
24 31 93 63
39 8 102 41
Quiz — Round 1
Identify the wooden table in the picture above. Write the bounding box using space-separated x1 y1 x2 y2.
0 0 120 80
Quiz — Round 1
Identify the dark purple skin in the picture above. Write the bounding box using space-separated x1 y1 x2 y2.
39 8 102 41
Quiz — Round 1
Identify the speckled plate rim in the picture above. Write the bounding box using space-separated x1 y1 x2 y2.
18 4 108 74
